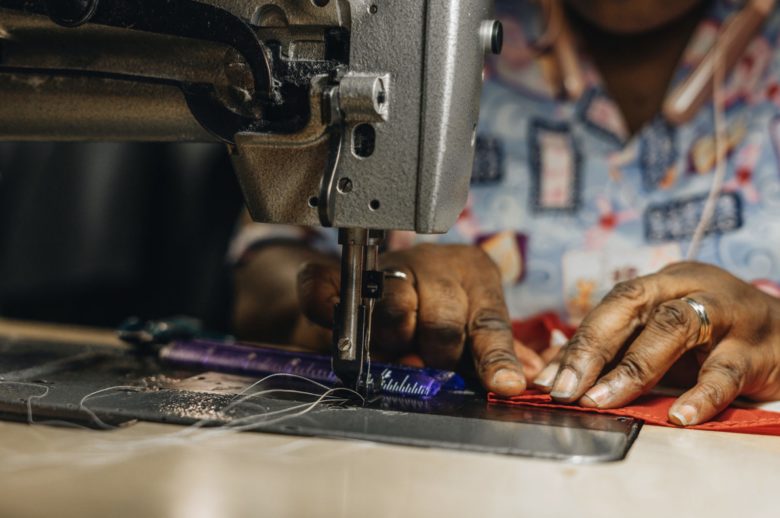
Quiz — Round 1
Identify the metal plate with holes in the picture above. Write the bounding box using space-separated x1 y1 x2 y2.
0 337 641 463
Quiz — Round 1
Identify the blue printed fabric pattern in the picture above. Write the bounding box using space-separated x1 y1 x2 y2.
421 0 780 323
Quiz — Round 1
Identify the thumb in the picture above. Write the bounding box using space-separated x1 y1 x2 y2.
297 262 341 328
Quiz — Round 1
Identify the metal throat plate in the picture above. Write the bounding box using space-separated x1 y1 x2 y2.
0 336 641 463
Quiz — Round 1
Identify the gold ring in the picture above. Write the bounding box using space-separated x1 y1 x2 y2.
681 297 712 346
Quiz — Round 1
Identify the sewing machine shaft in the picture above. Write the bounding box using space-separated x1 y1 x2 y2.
333 228 384 392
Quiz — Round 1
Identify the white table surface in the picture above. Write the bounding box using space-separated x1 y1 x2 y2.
0 320 778 518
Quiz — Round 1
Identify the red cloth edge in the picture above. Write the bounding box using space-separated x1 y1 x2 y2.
488 391 780 436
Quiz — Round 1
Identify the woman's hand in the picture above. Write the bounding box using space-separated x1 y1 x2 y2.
298 244 544 396
534 262 780 425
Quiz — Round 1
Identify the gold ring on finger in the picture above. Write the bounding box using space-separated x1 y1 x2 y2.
680 297 712 347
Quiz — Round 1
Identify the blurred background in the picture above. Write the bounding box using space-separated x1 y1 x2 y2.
0 142 243 331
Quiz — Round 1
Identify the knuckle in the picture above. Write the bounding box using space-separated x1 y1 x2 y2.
472 284 507 311
696 381 727 408
560 328 612 373
703 359 747 391
429 277 462 300
616 352 654 386
418 317 466 346
477 347 519 372
650 301 695 341
468 307 511 335
603 280 646 304
374 303 412 327
376 293 415 320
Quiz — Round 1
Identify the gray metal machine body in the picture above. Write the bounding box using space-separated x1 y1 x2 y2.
0 0 500 388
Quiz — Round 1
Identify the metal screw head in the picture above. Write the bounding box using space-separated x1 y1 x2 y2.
480 20 504 55
337 177 353 194
338 338 351 352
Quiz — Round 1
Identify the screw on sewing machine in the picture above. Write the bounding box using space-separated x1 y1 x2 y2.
337 338 351 352
480 20 504 55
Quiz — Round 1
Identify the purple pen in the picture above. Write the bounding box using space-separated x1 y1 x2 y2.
160 339 464 399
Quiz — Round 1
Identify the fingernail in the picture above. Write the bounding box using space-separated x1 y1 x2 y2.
581 384 610 408
550 368 579 400
533 363 559 388
669 404 698 426
492 368 525 389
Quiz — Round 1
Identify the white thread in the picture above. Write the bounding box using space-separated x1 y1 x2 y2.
78 385 144 430
0 373 365 472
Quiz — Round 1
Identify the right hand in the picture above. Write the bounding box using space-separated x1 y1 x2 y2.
297 243 544 396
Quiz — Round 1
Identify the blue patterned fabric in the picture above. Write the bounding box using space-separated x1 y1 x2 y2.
421 0 780 322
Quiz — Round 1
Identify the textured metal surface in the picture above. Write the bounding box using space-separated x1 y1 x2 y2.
321 0 493 233
0 336 641 462
230 78 331 226
198 0 350 26
417 0 494 232
0 74 214 141
0 4 245 141
0 0 492 234
320 0 423 232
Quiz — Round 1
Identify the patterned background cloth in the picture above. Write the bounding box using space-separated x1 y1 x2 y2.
422 0 780 324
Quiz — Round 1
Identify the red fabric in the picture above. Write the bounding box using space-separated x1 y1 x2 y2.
489 390 780 436
511 312 576 351
507 314 780 436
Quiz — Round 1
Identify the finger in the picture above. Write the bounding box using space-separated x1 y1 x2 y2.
548 270 714 402
371 267 418 357
416 277 469 370
534 345 566 390
297 262 341 327
579 292 729 408
514 340 546 380
668 339 749 426
466 279 526 396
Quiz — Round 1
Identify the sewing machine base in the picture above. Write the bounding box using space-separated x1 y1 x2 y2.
0 336 641 463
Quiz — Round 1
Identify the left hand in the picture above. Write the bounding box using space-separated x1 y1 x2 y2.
534 262 780 426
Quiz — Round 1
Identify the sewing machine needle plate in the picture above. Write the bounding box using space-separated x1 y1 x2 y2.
0 337 640 463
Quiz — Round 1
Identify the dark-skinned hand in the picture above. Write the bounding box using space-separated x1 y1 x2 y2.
534 262 780 426
298 244 545 396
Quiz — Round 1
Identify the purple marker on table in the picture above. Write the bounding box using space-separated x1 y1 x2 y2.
160 339 464 400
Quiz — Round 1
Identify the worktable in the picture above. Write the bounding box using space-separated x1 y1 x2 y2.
0 320 778 518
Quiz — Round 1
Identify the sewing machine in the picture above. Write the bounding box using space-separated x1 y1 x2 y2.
0 0 501 390
0 1 643 463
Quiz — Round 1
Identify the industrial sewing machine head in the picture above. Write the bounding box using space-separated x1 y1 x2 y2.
0 0 501 391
